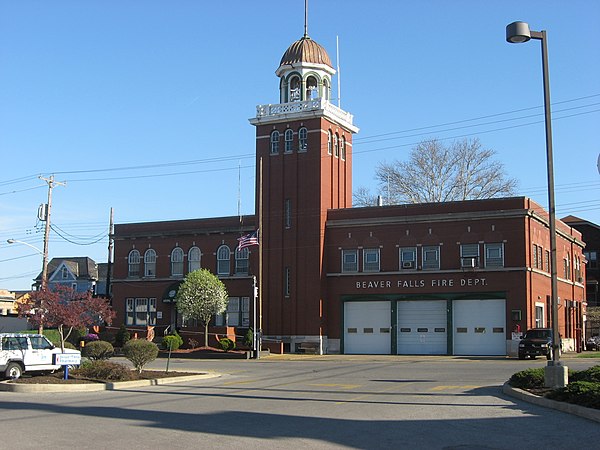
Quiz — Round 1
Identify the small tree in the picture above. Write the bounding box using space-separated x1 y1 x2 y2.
18 285 115 352
123 339 159 373
176 269 229 347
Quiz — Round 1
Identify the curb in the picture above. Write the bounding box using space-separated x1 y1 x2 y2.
0 372 221 393
502 382 600 423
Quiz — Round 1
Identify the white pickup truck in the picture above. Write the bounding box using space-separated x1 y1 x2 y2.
0 333 81 379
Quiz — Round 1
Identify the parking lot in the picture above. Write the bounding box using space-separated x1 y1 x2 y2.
1 354 598 449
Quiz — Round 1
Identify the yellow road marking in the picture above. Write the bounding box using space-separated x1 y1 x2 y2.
430 385 480 391
309 383 361 390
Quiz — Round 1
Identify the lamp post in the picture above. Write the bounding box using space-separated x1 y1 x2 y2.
506 21 567 388
7 238 48 334
7 239 47 290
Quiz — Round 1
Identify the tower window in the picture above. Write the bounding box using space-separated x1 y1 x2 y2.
284 198 292 229
284 267 291 297
289 76 301 102
340 136 346 160
285 129 293 153
334 133 339 158
306 76 318 100
298 127 308 152
327 130 332 155
270 131 280 155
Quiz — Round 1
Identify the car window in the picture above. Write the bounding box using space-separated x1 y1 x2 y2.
30 336 54 350
2 337 28 351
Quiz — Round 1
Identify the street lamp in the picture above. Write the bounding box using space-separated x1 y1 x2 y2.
506 21 567 388
7 238 48 291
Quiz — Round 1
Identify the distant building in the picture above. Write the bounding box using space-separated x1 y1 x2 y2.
34 257 99 294
563 216 599 307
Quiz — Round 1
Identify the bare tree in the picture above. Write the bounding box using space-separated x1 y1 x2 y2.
354 138 518 206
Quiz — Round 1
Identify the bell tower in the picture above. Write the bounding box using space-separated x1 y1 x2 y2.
249 28 359 352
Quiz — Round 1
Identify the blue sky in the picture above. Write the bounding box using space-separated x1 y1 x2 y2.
1 0 599 290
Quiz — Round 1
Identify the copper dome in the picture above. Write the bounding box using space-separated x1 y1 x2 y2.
279 36 333 69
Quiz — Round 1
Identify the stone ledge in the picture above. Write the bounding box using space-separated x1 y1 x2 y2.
502 382 600 423
0 372 221 393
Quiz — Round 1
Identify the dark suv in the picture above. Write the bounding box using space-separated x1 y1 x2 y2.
518 328 556 360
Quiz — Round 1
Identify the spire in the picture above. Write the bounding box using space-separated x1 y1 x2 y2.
304 0 309 38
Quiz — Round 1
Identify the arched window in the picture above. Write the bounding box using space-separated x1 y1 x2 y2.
217 245 230 276
144 249 156 278
270 130 280 155
334 133 339 158
188 246 201 272
171 247 184 277
306 75 318 99
323 78 330 100
284 129 294 153
235 247 249 275
289 75 301 101
327 130 332 155
298 127 307 152
340 135 346 160
128 249 140 277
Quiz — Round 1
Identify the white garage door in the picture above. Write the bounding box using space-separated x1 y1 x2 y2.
397 300 447 355
453 299 506 355
344 301 391 354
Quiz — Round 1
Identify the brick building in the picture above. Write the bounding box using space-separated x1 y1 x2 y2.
110 32 586 355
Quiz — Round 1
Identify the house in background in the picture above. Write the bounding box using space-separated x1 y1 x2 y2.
34 257 100 294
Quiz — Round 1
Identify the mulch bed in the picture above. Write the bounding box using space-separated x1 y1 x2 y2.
9 370 199 385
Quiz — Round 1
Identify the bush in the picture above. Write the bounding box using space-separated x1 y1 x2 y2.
123 339 159 373
570 365 600 383
243 329 254 348
509 368 546 389
162 332 183 351
546 381 600 409
82 340 114 361
188 338 199 349
219 337 236 352
98 330 116 345
62 342 76 350
72 360 134 381
82 333 100 344
114 324 131 348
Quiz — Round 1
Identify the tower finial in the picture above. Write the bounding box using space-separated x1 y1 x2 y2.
304 0 309 38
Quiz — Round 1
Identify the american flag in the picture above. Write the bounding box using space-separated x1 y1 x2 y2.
237 230 259 250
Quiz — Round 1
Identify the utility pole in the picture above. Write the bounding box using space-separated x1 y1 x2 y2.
38 174 66 333
106 207 114 302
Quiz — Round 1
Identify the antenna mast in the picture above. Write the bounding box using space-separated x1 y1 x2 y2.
337 35 341 107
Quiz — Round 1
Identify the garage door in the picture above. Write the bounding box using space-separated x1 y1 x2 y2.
397 300 447 354
344 301 391 354
453 299 506 355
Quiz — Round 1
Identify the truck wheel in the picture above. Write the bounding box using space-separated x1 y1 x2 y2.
5 362 23 379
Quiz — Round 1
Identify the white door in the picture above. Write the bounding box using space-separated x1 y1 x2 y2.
453 299 506 355
397 300 447 354
344 301 391 354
